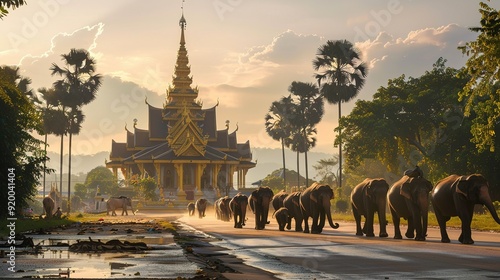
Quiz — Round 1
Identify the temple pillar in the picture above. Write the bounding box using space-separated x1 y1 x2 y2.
213 164 222 197
195 164 204 192
174 163 183 191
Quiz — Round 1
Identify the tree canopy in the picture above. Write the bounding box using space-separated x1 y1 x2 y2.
458 2 500 152
0 66 49 217
341 59 472 180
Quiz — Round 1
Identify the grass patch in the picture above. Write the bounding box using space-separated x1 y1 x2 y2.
333 212 500 232
0 212 177 238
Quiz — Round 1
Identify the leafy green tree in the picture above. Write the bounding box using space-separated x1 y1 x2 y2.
84 166 118 196
458 2 500 152
74 183 88 200
50 48 102 213
265 95 294 188
0 0 26 19
340 59 473 183
313 156 339 187
287 81 324 185
0 66 49 217
132 177 159 201
313 40 368 189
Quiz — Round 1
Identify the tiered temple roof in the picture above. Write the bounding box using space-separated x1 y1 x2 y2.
107 10 255 178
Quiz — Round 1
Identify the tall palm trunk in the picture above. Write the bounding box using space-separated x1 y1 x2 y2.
296 150 300 187
59 133 63 208
67 125 72 215
281 138 286 190
304 129 309 186
338 101 342 189
43 133 47 198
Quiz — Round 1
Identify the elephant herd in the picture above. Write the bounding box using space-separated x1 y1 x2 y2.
189 169 500 245
351 169 500 244
205 183 341 234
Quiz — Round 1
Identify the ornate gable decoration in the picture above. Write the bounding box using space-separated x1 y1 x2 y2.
166 105 208 156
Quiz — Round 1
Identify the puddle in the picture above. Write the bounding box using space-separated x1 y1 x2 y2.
1 232 200 279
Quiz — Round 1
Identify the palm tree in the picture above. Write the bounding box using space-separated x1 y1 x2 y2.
265 95 294 189
313 40 368 189
288 81 323 186
50 48 102 214
39 87 69 207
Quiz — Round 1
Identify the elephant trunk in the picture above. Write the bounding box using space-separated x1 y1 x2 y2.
480 188 500 224
325 203 340 229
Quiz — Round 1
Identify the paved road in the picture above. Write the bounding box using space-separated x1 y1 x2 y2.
169 210 500 280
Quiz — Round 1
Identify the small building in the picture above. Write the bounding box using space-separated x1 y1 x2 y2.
106 11 256 207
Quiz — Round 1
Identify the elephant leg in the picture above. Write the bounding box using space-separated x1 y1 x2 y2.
405 217 415 239
390 208 402 239
295 217 303 232
303 216 310 233
286 216 292 230
311 211 321 234
377 211 388 238
364 211 375 237
434 207 450 243
459 211 474 244
352 206 363 236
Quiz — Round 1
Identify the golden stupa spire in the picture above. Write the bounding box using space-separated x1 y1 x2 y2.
166 1 198 105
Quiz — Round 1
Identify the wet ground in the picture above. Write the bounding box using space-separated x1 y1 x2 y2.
1 218 204 279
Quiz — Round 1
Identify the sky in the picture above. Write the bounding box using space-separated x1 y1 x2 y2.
1 0 497 161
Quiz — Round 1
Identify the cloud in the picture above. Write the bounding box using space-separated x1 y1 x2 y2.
17 23 105 90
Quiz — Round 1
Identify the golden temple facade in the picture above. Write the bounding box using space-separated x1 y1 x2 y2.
106 12 256 204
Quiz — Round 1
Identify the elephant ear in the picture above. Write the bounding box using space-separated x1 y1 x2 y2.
310 191 318 203
364 180 373 198
453 176 468 197
400 177 413 200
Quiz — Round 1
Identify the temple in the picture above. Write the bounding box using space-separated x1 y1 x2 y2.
106 11 256 205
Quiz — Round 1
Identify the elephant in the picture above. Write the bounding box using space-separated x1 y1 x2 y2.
300 183 340 234
195 198 208 219
283 191 303 231
272 207 290 231
350 178 389 237
43 196 55 219
215 196 231 222
229 193 248 228
387 175 433 241
187 202 195 216
431 174 500 244
271 190 288 211
249 186 274 230
106 196 135 216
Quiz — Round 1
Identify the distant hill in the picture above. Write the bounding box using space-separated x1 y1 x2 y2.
45 148 334 187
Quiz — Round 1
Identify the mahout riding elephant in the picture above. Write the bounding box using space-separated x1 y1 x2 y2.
283 191 303 231
187 202 195 216
229 193 248 228
195 198 208 219
249 186 274 230
272 207 290 231
431 174 500 244
43 196 55 219
350 178 389 237
107 196 135 216
271 190 288 211
388 175 433 241
215 196 231 221
300 183 340 234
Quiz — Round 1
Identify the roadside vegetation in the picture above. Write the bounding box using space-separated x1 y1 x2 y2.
0 212 175 237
